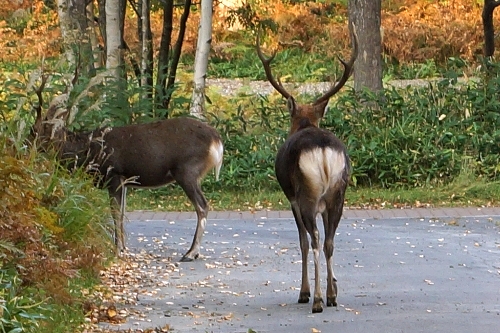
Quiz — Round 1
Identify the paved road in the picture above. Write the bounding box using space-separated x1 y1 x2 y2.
205 77 477 97
100 208 500 333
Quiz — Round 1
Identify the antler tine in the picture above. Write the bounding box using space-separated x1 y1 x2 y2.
256 32 292 100
33 73 48 127
71 51 81 87
313 25 359 106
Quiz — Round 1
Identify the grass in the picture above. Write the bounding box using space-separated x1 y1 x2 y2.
126 175 500 213
346 180 500 209
127 186 286 212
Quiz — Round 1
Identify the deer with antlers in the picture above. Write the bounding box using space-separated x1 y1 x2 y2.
256 27 358 313
31 72 223 262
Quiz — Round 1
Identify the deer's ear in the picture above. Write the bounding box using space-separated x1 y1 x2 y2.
287 96 298 116
314 100 329 118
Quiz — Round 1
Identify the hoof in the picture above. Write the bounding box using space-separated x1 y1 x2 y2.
312 305 324 313
298 292 310 303
327 297 337 307
180 252 199 262
312 297 324 313
116 247 126 258
179 256 193 262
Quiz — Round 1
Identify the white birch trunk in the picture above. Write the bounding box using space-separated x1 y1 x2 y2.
87 0 102 69
189 0 213 119
57 0 76 65
105 0 122 81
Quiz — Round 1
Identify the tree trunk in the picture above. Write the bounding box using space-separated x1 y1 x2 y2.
57 0 76 65
348 0 383 93
156 0 191 115
57 0 95 76
155 0 174 111
189 0 214 119
164 0 191 110
483 0 500 57
97 0 107 52
87 0 103 69
141 0 153 93
137 0 143 45
72 0 95 76
105 0 123 81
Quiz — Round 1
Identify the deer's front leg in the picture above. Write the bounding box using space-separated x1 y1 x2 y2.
309 223 323 313
108 177 126 256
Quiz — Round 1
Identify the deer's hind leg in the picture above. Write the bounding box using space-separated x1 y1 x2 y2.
297 198 323 313
322 190 345 307
175 172 209 262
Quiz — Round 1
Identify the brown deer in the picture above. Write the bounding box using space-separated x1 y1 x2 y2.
256 28 358 313
31 76 223 262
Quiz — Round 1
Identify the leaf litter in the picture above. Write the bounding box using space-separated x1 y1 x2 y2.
84 234 247 333
83 248 179 332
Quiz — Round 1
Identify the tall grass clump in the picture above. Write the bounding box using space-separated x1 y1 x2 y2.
0 132 113 332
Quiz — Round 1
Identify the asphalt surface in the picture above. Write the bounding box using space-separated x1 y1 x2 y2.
100 209 500 333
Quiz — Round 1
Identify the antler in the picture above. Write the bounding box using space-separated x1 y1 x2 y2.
313 26 358 106
256 32 292 100
32 73 48 136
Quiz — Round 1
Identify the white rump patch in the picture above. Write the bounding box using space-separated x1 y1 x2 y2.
298 147 346 198
209 140 224 181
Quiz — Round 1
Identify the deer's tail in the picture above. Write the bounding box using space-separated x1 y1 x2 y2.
210 139 224 181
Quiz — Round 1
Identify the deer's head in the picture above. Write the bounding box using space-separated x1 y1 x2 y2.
256 27 358 135
30 68 80 150
30 69 110 173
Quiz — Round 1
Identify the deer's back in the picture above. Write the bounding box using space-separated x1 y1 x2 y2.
99 118 222 186
106 117 220 146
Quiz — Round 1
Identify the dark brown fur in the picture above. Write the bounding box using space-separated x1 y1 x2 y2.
35 117 223 261
257 26 357 313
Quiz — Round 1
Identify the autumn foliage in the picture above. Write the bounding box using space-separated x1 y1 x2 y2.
0 137 111 304
0 0 60 61
382 1 487 63
0 0 497 65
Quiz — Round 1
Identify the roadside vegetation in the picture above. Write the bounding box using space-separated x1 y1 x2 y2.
0 0 499 332
0 137 113 332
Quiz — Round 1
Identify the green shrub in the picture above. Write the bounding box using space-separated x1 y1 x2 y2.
326 75 499 187
3 60 498 194
200 70 499 191
0 268 47 333
208 96 287 190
